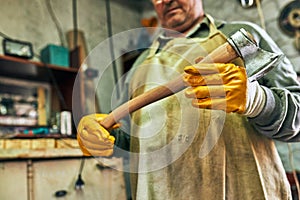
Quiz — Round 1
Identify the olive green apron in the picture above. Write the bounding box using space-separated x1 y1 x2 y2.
129 15 291 200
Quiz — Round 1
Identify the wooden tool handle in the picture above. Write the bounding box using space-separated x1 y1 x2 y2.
100 42 238 129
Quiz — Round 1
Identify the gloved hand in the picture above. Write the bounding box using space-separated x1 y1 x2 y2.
183 63 266 117
77 113 120 157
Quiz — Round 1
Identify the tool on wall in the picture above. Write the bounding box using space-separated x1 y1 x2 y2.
237 0 265 29
278 0 300 51
2 38 33 59
237 0 262 8
99 28 284 129
0 32 34 59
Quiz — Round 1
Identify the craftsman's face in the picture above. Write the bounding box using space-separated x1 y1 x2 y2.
152 0 204 33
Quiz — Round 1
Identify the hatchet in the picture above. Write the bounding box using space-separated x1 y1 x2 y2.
100 28 284 129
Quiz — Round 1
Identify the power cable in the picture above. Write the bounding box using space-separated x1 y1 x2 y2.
75 158 85 190
0 32 12 40
72 0 78 48
255 0 266 30
45 0 66 47
34 53 68 111
105 0 120 98
288 143 300 199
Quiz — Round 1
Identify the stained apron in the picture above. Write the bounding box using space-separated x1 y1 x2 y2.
128 15 291 200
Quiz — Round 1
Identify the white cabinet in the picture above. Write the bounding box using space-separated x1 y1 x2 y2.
0 158 126 200
0 161 28 200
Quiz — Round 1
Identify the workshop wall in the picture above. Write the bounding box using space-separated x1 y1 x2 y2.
0 0 141 57
202 0 300 73
0 0 144 113
142 0 300 74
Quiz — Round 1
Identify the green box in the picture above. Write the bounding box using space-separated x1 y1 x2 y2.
40 44 69 67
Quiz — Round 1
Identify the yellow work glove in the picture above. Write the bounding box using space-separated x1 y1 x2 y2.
183 63 266 116
77 113 120 157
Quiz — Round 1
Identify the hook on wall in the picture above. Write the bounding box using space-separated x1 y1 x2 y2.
237 0 262 8
278 1 300 51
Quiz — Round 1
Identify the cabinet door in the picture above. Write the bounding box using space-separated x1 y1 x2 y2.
0 161 28 200
33 158 126 200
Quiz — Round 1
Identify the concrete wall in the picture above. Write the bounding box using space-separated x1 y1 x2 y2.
0 0 143 113
0 0 141 57
203 0 299 73
142 0 300 73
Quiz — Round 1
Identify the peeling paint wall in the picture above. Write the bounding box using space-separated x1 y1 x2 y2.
142 0 299 73
0 0 141 57
0 0 143 113
202 0 299 73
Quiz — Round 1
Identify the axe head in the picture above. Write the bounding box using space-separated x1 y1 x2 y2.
227 28 284 82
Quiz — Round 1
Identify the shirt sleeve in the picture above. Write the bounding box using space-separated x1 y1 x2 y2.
222 21 300 142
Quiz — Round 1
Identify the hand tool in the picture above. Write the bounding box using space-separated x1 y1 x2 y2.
100 28 284 129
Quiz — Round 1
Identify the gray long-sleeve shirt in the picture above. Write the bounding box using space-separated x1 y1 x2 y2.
218 20 300 141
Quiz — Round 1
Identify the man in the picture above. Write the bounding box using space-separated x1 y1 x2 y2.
77 0 300 199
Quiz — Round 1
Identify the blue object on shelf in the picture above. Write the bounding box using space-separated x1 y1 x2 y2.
23 127 49 135
40 44 69 67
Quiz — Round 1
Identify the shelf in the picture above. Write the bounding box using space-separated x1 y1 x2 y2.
0 54 84 113
0 55 84 159
0 55 78 71
0 138 82 160
0 148 83 160
13 134 76 139
0 55 78 83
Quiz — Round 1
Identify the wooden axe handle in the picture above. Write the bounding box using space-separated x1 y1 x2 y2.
100 41 238 129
